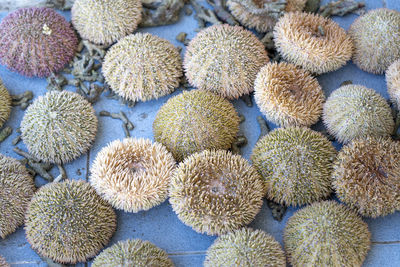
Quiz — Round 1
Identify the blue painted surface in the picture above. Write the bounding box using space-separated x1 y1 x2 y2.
1 0 400 266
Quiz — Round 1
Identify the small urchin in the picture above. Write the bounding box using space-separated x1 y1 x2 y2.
204 228 286 267
184 24 269 99
103 33 183 102
20 91 98 164
169 150 265 235
0 154 35 239
386 59 400 107
153 90 240 162
0 7 77 77
72 0 142 45
251 127 337 207
0 80 11 129
254 62 325 127
0 256 9 267
349 8 400 74
25 180 117 264
92 239 174 267
274 12 353 74
323 84 394 144
90 138 176 213
332 137 400 218
284 201 371 267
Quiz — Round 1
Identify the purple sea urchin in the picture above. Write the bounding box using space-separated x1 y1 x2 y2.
103 33 183 102
0 80 11 129
72 0 142 45
323 85 394 144
169 150 264 235
0 256 9 267
0 154 35 239
274 12 353 74
386 59 400 107
20 91 97 164
184 24 269 99
90 138 176 213
25 180 117 264
153 90 240 162
204 228 286 267
284 201 371 267
251 127 337 206
0 7 77 77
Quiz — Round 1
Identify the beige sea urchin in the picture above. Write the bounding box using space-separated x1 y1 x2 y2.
274 12 353 74
254 62 324 127
169 150 264 235
184 24 269 99
0 80 11 129
90 138 176 213
386 59 400 107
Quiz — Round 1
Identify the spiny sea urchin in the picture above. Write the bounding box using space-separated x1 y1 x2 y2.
349 8 400 74
20 91 98 164
274 12 353 74
323 84 394 144
251 127 337 206
254 62 324 127
184 24 269 99
103 33 183 102
0 154 35 239
0 256 9 267
72 0 142 45
153 90 240 162
0 7 77 77
0 80 11 129
92 239 174 267
90 138 176 213
170 150 264 235
284 201 371 267
386 59 400 107
25 180 117 264
333 137 400 218
204 227 286 267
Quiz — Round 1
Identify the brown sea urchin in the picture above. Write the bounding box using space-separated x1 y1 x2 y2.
204 228 286 267
169 150 264 235
254 62 324 127
184 24 269 99
90 138 176 213
284 201 371 267
386 59 400 107
0 80 11 129
274 12 353 74
103 33 183 102
25 180 117 264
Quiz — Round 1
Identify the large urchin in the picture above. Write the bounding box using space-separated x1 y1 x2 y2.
333 137 400 218
0 154 35 239
0 80 11 129
72 0 142 45
25 180 117 264
20 91 98 164
90 138 176 213
251 127 337 207
169 150 265 235
92 239 174 267
386 59 400 107
284 201 371 267
184 24 269 99
153 90 240 162
204 228 286 267
323 84 394 144
103 33 183 102
0 7 77 77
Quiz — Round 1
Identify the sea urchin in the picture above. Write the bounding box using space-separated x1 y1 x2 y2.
386 59 400 107
0 80 11 129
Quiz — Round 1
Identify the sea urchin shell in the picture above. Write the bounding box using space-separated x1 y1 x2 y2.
0 80 11 129
386 59 400 107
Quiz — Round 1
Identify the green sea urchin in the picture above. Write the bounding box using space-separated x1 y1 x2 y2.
0 256 9 267
251 127 337 206
204 228 286 267
20 91 98 164
92 239 174 267
153 90 240 162
0 80 11 129
349 8 400 74
386 59 400 107
333 137 400 218
25 180 117 264
284 201 371 267
169 150 264 235
254 62 324 127
72 0 142 45
0 154 35 239
184 24 269 99
103 33 183 102
323 84 394 144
